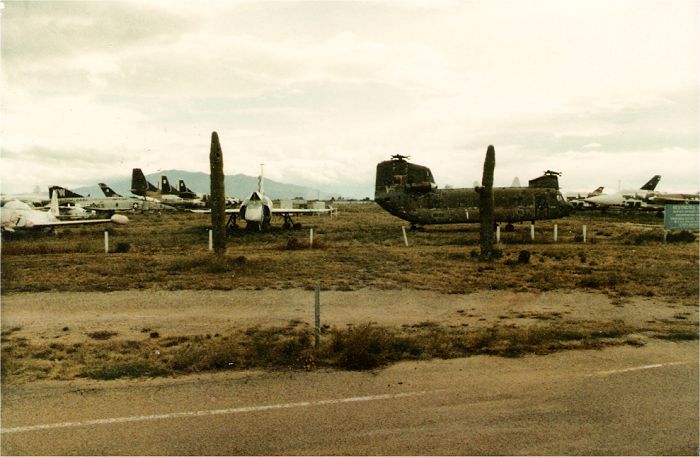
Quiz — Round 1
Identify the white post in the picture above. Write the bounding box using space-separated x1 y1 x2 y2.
401 226 409 247
530 223 535 241
104 230 109 254
310 228 314 248
208 229 213 251
583 225 587 243
496 225 501 244
553 224 558 242
664 230 669 243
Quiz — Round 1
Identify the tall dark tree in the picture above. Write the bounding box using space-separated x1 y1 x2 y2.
209 131 227 256
476 145 496 260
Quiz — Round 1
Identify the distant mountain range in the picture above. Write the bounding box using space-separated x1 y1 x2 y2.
72 170 353 201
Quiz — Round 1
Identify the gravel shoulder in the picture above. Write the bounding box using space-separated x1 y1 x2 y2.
2 288 696 345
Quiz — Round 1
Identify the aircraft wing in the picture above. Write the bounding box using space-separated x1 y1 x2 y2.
188 208 242 214
189 208 333 215
1 218 125 232
270 208 333 214
649 195 699 204
33 219 115 227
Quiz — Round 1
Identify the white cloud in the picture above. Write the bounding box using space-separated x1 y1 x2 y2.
1 0 698 195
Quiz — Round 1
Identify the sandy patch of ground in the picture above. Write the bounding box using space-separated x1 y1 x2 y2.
1 289 696 344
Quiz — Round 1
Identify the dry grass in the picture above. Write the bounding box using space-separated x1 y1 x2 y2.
3 319 695 382
1 205 698 302
2 205 698 383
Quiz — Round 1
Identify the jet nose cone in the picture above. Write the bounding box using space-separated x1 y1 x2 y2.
244 206 263 222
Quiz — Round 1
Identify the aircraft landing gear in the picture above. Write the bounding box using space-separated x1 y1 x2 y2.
225 213 239 235
282 214 299 230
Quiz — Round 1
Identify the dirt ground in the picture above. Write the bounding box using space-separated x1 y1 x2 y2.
2 288 696 346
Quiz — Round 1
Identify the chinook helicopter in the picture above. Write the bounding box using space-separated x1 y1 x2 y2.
374 152 572 230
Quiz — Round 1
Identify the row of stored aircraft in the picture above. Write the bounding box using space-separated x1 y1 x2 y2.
565 175 699 213
373 145 697 229
1 191 129 232
4 134 696 233
1 163 333 232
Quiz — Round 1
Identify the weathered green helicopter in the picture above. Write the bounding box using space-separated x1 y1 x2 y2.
374 153 572 230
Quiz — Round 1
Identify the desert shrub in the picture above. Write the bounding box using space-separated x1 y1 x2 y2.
326 324 394 370
653 329 699 341
541 249 564 260
578 272 623 289
1 327 22 337
243 327 313 368
114 242 131 253
169 339 242 371
284 237 306 250
667 231 696 243
630 231 664 245
87 330 118 340
81 359 168 380
171 254 248 273
517 250 531 263
168 328 315 372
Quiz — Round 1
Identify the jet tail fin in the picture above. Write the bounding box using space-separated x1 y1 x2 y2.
98 183 122 197
177 179 197 199
640 175 661 191
588 186 604 197
160 176 178 195
178 179 194 194
49 186 83 199
131 168 158 195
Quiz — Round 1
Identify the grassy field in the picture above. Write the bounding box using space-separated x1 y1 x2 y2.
1 203 698 382
1 204 698 302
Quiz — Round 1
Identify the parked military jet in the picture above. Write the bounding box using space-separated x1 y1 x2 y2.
374 152 572 230
1 192 128 233
98 183 122 198
645 191 699 207
130 169 209 209
584 175 661 210
50 185 173 213
196 165 332 231
565 186 605 209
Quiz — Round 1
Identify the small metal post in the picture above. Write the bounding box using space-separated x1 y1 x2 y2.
496 225 501 244
310 228 314 249
553 224 558 242
664 230 669 243
314 284 321 350
104 230 109 254
530 223 535 241
401 226 409 247
208 229 213 251
583 225 587 243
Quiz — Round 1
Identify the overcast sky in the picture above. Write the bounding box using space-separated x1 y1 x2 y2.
1 0 698 197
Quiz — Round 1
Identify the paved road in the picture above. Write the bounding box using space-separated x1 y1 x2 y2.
2 341 697 455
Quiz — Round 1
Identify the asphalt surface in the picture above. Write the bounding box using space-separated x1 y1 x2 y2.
1 340 698 455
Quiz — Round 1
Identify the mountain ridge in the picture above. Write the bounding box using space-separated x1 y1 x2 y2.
72 170 342 201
